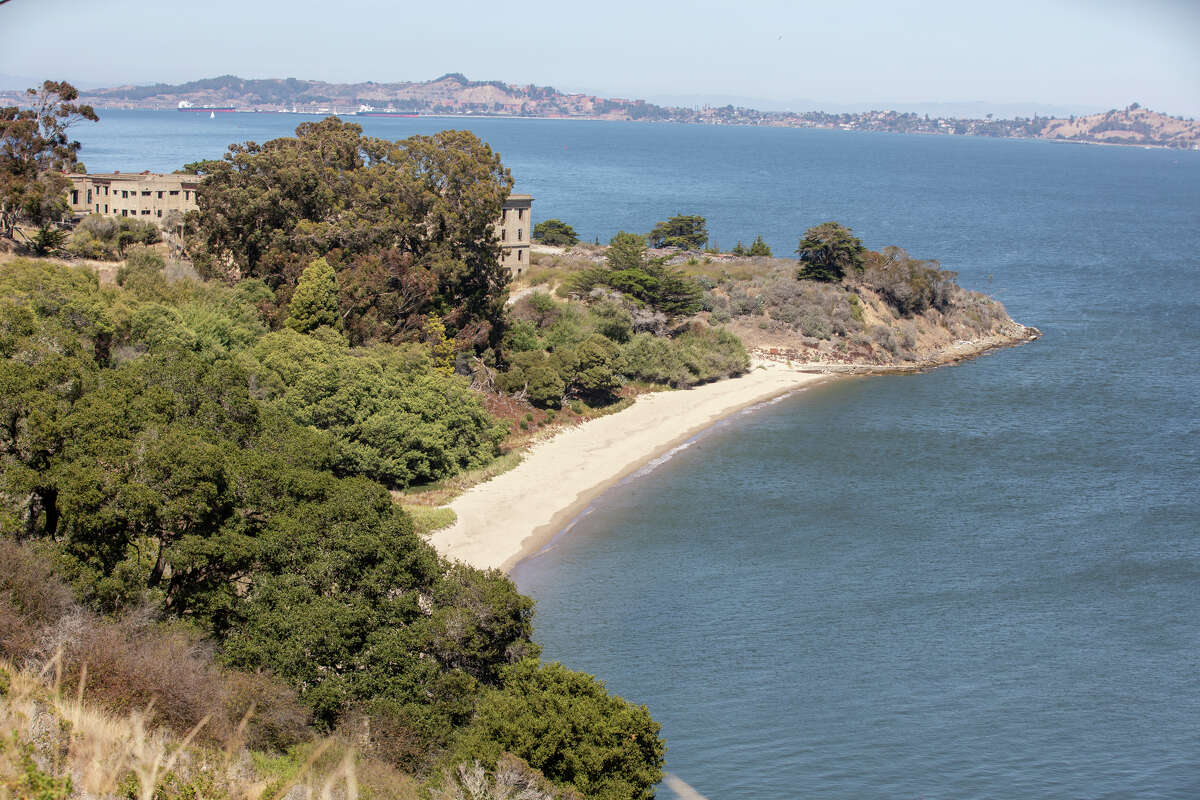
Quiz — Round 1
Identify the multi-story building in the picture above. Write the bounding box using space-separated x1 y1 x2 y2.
66 174 534 278
67 172 200 222
497 194 532 278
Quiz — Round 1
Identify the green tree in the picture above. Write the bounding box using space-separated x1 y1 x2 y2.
796 221 865 282
498 350 566 409
731 241 747 256
188 119 513 346
0 81 98 239
648 214 708 249
284 257 340 333
455 660 665 800
605 230 647 271
555 334 624 403
247 329 503 487
532 218 579 246
748 235 772 257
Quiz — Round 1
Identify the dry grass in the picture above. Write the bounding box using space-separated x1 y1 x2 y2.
0 541 309 753
0 657 359 800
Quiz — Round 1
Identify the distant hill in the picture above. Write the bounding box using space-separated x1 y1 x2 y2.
3 74 1196 150
52 73 672 120
1038 104 1199 148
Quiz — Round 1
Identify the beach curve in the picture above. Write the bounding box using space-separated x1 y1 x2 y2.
429 360 834 572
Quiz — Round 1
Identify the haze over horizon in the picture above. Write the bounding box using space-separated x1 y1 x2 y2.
2 0 1198 118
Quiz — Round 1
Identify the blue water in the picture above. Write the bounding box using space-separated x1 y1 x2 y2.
79 113 1200 798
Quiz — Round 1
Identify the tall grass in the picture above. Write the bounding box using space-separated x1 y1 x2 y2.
0 657 359 800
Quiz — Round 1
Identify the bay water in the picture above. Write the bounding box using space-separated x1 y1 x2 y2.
79 113 1200 797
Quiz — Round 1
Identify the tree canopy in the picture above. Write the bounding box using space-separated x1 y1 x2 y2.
1 255 670 793
532 218 579 246
187 118 514 346
748 234 772 257
564 231 703 317
0 80 98 239
454 660 665 800
284 257 340 333
648 214 708 250
796 221 866 282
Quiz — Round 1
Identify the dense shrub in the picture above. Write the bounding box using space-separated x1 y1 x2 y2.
863 247 956 315
0 540 309 751
622 325 748 388
67 214 160 260
247 329 505 488
567 232 703 316
532 219 579 247
497 350 566 408
452 660 665 800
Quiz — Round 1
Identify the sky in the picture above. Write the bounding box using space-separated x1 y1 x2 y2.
2 0 1198 117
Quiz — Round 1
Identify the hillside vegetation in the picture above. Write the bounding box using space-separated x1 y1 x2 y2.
0 255 665 798
3 89 1037 798
525 231 1033 371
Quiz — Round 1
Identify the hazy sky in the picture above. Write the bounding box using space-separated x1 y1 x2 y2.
3 0 1198 116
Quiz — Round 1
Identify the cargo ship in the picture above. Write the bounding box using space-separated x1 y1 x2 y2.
353 104 420 117
177 101 236 112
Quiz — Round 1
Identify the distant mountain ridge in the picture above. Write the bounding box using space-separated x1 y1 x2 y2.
3 74 1196 150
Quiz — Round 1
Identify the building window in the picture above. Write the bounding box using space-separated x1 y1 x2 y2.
518 208 524 220
169 190 179 196
157 191 163 198
184 191 190 201
71 190 78 204
517 249 523 261
141 209 151 215
142 190 151 196
122 190 128 198
156 209 162 217
501 229 507 241
87 189 92 203
104 204 108 213
517 229 522 241
95 204 99 212
121 209 128 216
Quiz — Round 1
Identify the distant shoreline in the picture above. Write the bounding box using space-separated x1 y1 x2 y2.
65 107 1200 152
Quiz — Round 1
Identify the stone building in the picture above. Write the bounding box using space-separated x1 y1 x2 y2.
497 194 532 278
66 174 533 278
66 172 199 222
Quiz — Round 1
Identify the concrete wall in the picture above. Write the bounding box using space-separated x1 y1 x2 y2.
67 173 199 223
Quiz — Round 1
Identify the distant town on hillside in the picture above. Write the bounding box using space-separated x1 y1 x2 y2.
3 73 1198 150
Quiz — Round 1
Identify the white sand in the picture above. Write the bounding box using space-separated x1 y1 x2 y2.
429 362 834 572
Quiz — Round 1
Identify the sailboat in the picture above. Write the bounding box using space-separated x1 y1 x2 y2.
209 111 215 119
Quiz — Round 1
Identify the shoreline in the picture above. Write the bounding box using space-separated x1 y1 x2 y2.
429 324 1037 573
429 361 837 572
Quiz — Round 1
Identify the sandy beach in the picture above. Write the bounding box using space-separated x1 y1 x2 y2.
427 323 1039 572
429 360 835 572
